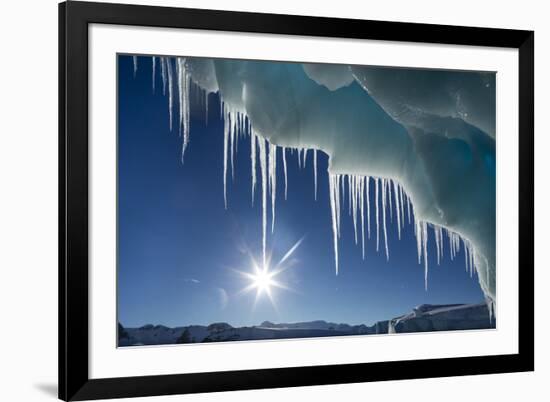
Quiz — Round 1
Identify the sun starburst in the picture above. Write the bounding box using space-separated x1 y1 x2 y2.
235 237 304 309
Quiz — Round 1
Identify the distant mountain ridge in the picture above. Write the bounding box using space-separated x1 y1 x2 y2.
258 320 360 332
118 303 495 347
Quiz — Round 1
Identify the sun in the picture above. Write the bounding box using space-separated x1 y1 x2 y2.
239 263 283 306
251 267 276 294
235 237 304 309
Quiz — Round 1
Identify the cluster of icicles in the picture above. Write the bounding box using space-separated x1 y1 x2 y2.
328 174 476 290
137 56 479 291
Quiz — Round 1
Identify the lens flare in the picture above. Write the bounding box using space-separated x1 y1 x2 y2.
235 237 304 309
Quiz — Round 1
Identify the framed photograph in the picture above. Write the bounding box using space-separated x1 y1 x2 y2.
59 1 534 400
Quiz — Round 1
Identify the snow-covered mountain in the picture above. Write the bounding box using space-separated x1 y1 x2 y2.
118 303 495 347
388 303 495 333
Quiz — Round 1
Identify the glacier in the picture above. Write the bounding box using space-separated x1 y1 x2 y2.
134 56 496 312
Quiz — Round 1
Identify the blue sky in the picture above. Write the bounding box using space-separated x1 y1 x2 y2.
117 55 486 328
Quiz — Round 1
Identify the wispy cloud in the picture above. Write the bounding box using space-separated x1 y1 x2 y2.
184 278 200 284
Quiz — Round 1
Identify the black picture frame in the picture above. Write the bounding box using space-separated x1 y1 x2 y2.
59 1 534 400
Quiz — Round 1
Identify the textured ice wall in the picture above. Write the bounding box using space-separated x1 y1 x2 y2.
138 57 496 306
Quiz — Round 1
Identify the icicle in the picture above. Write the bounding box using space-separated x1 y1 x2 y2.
356 176 357 244
250 130 257 205
313 150 318 201
348 175 352 216
336 175 342 238
177 59 183 134
229 110 235 180
133 55 137 76
269 143 277 233
329 174 340 275
468 240 472 276
399 185 405 229
166 58 174 131
469 247 474 277
448 230 454 260
439 227 444 258
176 58 190 162
184 62 190 140
234 113 239 154
439 227 444 259
222 104 229 209
393 181 401 240
282 147 288 200
434 226 441 265
487 298 494 323
406 193 412 225
422 222 429 290
415 221 423 265
448 230 453 260
470 245 475 277
387 179 393 223
381 178 389 260
297 148 302 169
160 57 167 95
241 114 245 139
463 239 475 277
259 137 268 267
152 56 156 92
360 177 366 259
375 178 380 252
366 177 371 239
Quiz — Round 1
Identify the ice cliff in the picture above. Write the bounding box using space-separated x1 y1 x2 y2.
137 56 496 311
